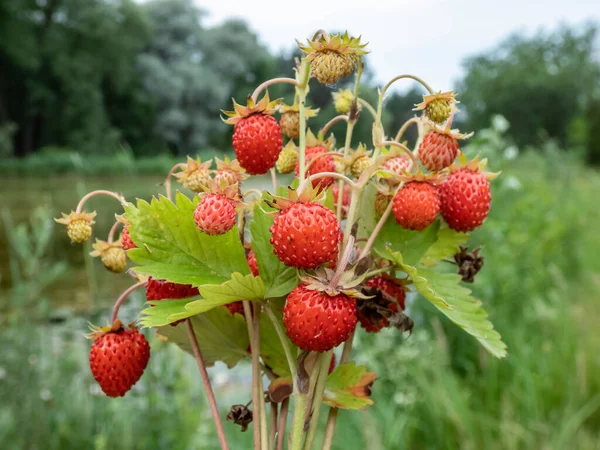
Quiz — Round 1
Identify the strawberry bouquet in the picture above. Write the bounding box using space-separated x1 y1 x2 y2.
57 30 506 450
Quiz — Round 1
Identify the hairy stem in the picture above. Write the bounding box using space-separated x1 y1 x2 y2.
297 59 311 182
270 168 278 193
394 117 420 142
75 190 127 213
110 280 147 324
297 172 357 196
319 115 348 137
185 319 230 450
107 220 122 244
359 196 394 259
165 163 186 201
357 98 377 120
303 351 332 450
290 393 309 450
251 78 298 103
377 74 434 124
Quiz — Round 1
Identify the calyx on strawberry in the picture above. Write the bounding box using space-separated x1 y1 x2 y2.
295 129 338 189
418 125 473 172
392 171 441 231
279 103 318 139
90 239 127 273
212 156 248 188
268 186 340 269
223 93 283 175
194 180 243 235
55 210 97 244
413 90 458 125
298 31 368 84
175 156 212 193
87 320 150 398
439 154 496 232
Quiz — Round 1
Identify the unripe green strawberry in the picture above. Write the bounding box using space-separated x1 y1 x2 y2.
102 247 126 273
374 192 391 217
270 202 340 269
55 211 97 244
283 284 357 352
194 193 237 235
418 131 459 171
280 111 300 139
88 322 150 398
426 98 452 124
332 89 354 115
351 155 370 179
439 169 491 232
276 144 298 174
392 181 440 231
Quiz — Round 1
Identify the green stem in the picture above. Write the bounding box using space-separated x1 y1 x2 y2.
290 393 309 450
303 352 332 450
342 185 361 246
297 59 311 182
254 307 269 450
357 98 377 120
394 117 420 142
265 304 298 392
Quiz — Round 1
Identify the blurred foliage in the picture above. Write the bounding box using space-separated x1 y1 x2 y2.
458 23 600 155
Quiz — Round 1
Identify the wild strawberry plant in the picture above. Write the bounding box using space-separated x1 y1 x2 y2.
56 30 507 450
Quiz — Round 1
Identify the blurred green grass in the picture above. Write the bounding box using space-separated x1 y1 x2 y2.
1 126 599 449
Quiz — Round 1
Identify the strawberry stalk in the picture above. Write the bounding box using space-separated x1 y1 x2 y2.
394 117 420 142
185 318 230 450
302 351 333 450
251 77 298 103
106 219 122 244
356 97 377 120
75 190 128 213
111 280 147 324
164 162 187 201
335 59 363 220
297 58 312 182
276 398 289 450
318 115 348 137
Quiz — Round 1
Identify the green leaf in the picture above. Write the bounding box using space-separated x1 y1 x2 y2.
250 205 298 298
323 186 336 212
357 183 377 240
323 362 376 410
139 299 196 328
155 307 250 368
125 192 249 286
374 217 440 267
398 253 508 358
260 300 295 377
420 226 470 267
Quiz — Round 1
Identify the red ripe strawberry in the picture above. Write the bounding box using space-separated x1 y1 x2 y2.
392 181 440 231
295 146 336 188
121 226 136 250
418 131 459 171
225 301 245 316
283 285 357 352
439 169 491 232
232 114 283 175
247 251 259 276
366 276 406 310
383 155 411 177
270 202 340 269
89 325 150 398
357 276 406 333
146 277 199 301
194 193 236 235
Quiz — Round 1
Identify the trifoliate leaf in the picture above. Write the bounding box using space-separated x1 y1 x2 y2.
250 205 298 298
323 362 376 410
155 307 250 368
396 252 507 358
374 217 440 267
420 226 470 267
260 300 295 377
125 192 249 286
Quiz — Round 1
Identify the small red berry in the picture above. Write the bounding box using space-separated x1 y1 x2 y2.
121 227 136 250
232 114 283 175
383 155 411 177
392 181 440 231
283 285 357 352
146 277 199 301
366 276 406 310
225 301 245 316
194 193 237 235
418 131 459 171
439 169 491 232
270 202 340 269
89 327 150 398
295 146 336 189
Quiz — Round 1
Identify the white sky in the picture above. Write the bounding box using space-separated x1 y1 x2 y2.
198 0 599 91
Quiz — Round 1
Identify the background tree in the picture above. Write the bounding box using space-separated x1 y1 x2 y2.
457 23 600 148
